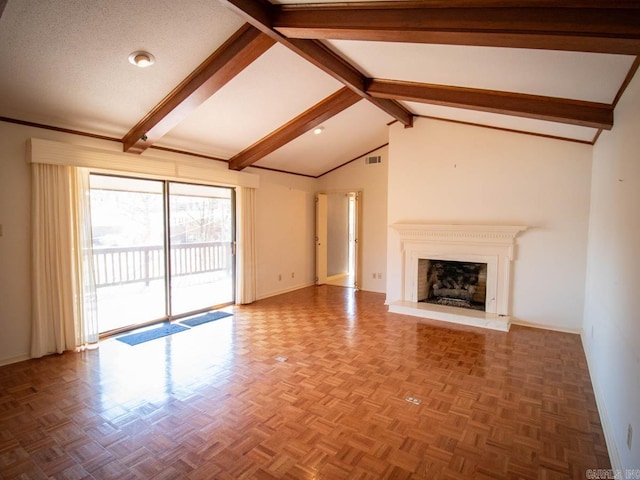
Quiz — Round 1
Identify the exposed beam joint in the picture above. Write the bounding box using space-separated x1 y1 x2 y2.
273 4 640 54
367 79 613 130
122 23 275 154
229 87 361 171
218 0 413 127
288 39 413 127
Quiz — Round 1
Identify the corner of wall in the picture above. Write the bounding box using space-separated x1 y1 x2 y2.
581 69 640 471
580 332 622 472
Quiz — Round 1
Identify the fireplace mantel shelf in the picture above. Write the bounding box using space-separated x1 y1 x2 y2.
389 223 528 332
391 223 528 243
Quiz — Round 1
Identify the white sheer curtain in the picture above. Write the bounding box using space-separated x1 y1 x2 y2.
69 168 98 349
235 186 257 304
31 164 98 358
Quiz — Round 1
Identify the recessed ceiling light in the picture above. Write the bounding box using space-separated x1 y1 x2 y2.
128 51 155 68
313 126 324 135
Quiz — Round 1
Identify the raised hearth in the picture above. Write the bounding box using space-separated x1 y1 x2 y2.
389 224 527 331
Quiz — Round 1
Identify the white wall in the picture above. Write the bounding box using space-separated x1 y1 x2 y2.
0 121 317 365
0 123 33 364
387 119 592 331
246 167 316 300
582 72 640 470
317 146 389 293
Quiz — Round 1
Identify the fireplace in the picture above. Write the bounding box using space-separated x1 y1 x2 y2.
419 259 487 311
389 224 527 331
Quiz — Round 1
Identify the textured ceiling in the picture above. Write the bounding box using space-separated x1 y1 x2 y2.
0 0 637 177
254 101 392 177
0 0 244 136
157 43 344 160
326 40 634 103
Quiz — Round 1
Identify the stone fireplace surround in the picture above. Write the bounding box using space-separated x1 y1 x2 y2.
388 224 527 331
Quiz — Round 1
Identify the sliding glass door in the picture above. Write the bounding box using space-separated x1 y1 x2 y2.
90 175 235 334
90 176 166 332
169 183 234 316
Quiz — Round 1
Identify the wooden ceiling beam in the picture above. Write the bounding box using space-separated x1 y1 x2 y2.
367 79 614 130
122 23 275 154
217 0 413 127
273 4 640 54
229 87 361 171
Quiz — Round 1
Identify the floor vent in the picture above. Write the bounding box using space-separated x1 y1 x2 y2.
365 155 381 165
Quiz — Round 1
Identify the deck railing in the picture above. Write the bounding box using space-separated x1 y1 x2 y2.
92 242 232 287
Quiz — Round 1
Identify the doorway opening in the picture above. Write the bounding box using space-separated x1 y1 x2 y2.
89 174 235 335
316 191 360 289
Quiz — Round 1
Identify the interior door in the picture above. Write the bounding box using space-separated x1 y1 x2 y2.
315 193 328 285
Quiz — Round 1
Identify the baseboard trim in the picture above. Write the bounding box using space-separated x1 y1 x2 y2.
581 332 621 472
360 287 385 295
327 273 348 282
0 353 30 367
256 282 315 301
510 319 581 335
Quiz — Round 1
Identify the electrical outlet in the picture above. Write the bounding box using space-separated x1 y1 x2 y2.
377 273 382 279
628 424 633 450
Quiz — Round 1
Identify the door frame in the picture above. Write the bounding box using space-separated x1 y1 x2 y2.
315 189 362 290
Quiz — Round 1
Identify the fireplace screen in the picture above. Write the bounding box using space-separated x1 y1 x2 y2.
418 259 487 311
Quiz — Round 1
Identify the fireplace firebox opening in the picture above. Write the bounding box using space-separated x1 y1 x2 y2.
418 259 487 311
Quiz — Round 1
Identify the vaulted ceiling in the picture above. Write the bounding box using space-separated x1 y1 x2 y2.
1 1 638 177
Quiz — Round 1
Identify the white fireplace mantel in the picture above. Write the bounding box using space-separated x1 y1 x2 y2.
389 223 527 331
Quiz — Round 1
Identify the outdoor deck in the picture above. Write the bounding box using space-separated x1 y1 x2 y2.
93 243 233 333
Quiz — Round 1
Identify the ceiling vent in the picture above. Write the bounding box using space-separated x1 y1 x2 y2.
365 155 381 165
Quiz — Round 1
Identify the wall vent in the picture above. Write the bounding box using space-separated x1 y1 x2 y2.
365 155 381 165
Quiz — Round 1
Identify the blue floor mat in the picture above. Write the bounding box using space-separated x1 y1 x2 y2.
180 311 232 327
116 323 189 346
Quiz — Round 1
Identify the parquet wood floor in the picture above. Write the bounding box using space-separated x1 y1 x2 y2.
0 286 610 479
